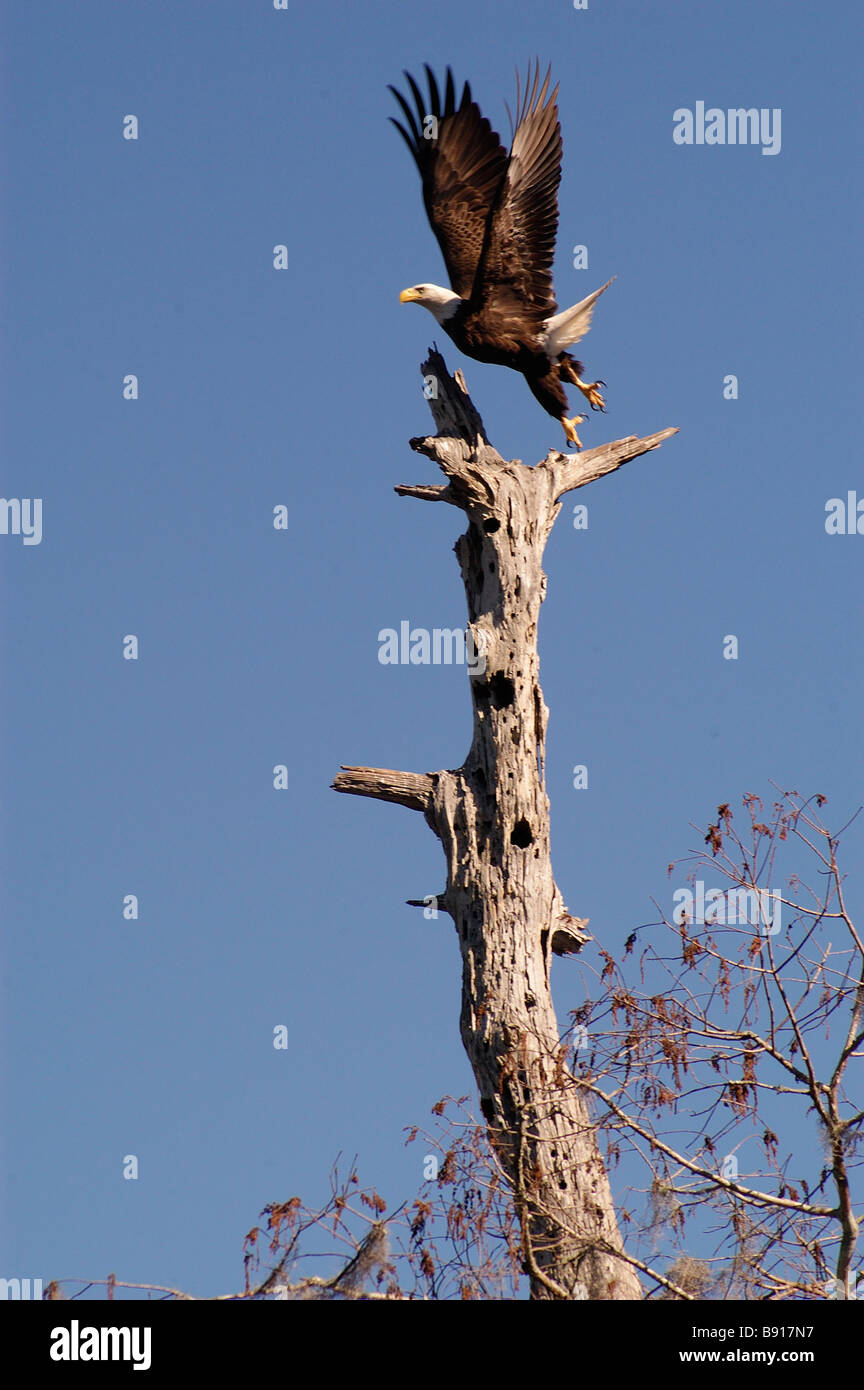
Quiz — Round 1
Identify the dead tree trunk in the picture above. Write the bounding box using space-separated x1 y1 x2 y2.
333 352 677 1300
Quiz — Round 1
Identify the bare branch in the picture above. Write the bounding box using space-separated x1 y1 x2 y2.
332 766 434 813
548 427 679 499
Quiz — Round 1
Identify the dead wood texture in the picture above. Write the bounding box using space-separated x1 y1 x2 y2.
334 352 677 1300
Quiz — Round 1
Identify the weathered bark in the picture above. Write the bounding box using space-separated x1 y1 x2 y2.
333 352 677 1299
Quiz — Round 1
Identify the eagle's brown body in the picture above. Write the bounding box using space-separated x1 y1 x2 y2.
446 304 587 422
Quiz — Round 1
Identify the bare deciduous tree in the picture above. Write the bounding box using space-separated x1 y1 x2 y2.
564 788 863 1301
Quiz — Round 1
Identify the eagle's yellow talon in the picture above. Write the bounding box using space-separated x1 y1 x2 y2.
576 379 606 411
562 414 586 449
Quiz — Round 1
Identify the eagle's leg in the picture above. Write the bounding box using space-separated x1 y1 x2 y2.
574 376 607 412
558 355 607 412
561 414 586 449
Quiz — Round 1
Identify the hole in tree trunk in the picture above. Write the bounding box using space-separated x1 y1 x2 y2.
511 818 533 848
482 517 500 533
489 673 515 708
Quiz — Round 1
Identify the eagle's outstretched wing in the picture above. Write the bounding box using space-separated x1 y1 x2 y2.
389 66 508 301
468 64 562 336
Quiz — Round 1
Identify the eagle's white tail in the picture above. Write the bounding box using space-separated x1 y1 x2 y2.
542 277 616 357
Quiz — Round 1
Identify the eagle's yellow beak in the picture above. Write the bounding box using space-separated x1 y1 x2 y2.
399 287 420 303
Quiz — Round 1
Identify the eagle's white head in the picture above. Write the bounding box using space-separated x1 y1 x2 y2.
399 283 462 324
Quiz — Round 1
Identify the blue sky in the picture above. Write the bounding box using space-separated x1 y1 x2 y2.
1 0 861 1298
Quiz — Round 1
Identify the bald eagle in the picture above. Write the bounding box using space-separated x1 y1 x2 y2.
390 64 613 449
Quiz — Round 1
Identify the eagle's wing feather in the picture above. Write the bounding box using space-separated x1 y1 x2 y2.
468 64 562 339
389 67 508 300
